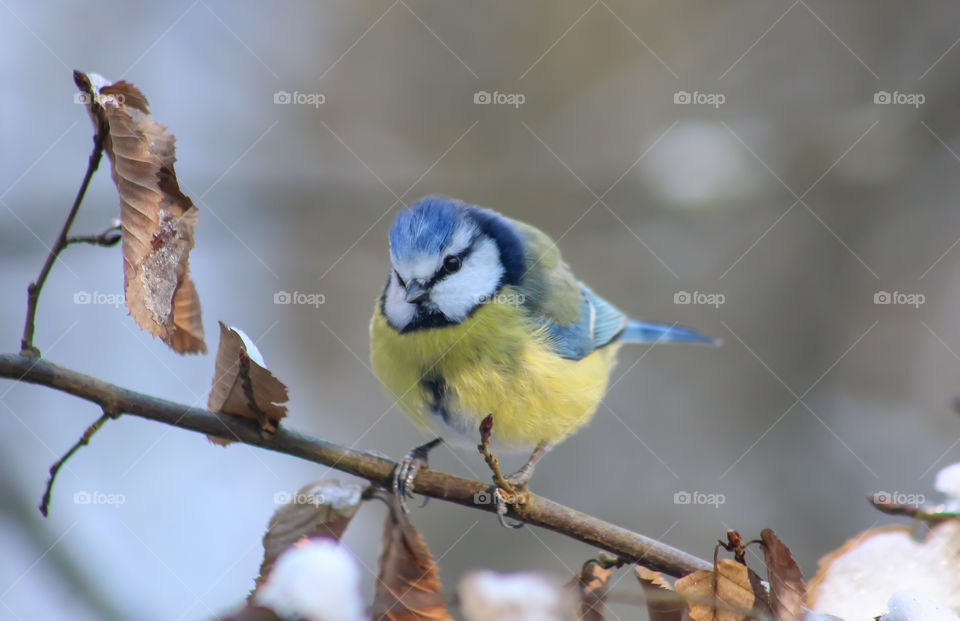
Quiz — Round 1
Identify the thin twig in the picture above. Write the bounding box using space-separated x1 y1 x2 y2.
20 118 109 357
0 352 711 578
66 223 122 248
867 496 960 526
39 408 119 517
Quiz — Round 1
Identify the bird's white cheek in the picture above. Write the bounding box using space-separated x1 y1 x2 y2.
430 239 504 322
383 277 415 329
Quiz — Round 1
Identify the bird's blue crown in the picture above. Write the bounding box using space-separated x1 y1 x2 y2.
389 196 464 262
389 196 526 285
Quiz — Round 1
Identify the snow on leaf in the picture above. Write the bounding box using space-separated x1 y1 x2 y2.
254 539 367 621
459 570 575 621
880 590 960 621
807 521 960 619
935 462 960 510
207 321 288 444
255 480 366 591
74 69 204 354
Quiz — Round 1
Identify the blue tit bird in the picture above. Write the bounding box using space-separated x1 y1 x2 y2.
370 196 719 509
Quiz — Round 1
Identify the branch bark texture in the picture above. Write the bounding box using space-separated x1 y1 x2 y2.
0 352 711 578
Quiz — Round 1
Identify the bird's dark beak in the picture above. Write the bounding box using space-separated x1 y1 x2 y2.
404 280 429 303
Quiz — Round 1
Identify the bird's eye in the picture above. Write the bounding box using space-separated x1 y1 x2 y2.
442 255 462 274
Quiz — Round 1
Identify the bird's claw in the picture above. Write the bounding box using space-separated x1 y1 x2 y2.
491 472 531 529
391 438 443 513
494 485 526 529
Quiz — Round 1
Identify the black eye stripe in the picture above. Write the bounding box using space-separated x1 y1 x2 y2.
394 270 406 288
427 246 474 288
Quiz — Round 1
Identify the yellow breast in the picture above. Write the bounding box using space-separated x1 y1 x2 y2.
369 287 620 450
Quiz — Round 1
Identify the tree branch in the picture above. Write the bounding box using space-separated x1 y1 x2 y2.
0 352 710 578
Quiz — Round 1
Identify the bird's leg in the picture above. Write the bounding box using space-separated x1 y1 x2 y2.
505 442 550 490
392 437 443 513
477 415 543 529
489 442 551 529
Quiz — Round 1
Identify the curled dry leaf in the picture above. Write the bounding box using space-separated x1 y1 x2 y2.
675 559 763 621
208 322 288 444
636 566 684 621
255 479 366 590
571 560 612 621
760 529 805 621
807 521 960 619
74 70 204 354
372 497 453 621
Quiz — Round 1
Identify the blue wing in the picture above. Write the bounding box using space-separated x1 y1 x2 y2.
538 286 720 360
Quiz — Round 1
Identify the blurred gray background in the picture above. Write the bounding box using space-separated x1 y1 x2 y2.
2 1 960 619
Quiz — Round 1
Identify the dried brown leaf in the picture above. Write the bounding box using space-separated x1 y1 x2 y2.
255 479 366 591
208 322 288 443
675 559 760 621
372 498 453 621
571 561 612 621
759 529 805 621
637 566 684 621
74 70 204 354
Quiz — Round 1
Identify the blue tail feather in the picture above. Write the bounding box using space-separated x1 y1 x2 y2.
619 320 721 346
